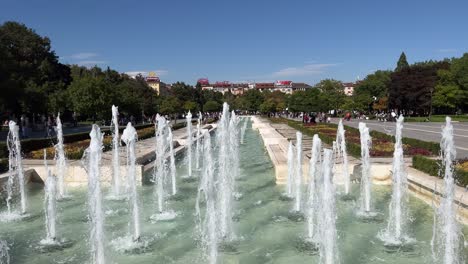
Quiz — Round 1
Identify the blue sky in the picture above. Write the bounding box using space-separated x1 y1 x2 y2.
1 0 467 85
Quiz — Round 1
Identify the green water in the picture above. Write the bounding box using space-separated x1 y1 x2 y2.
0 121 467 263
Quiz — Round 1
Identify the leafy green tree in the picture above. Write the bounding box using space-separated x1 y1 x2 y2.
433 69 462 113
315 79 345 113
242 89 264 112
450 53 468 112
68 75 114 121
183 101 198 112
203 100 221 112
395 52 409 71
0 21 71 116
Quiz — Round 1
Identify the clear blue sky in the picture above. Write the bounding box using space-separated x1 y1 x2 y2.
1 0 467 85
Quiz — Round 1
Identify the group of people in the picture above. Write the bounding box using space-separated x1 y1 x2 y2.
302 112 331 124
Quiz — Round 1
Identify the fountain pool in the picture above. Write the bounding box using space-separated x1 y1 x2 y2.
0 119 467 263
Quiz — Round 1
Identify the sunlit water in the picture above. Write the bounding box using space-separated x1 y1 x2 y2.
0 120 467 263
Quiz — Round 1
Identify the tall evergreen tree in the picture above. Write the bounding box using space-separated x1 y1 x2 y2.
395 52 409 71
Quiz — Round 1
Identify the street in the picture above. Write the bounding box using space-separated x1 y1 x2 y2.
332 118 468 159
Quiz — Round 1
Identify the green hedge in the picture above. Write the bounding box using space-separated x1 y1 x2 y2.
412 155 468 187
0 124 154 159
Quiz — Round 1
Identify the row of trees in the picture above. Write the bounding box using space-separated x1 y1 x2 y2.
1 21 467 122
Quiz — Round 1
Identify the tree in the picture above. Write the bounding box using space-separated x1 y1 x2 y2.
68 75 114 121
183 101 198 113
0 21 71 116
433 69 462 113
395 52 409 71
242 89 264 112
203 100 221 112
450 53 468 112
315 79 345 114
388 61 449 115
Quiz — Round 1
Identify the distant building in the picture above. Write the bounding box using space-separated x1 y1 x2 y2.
146 72 169 95
197 78 312 95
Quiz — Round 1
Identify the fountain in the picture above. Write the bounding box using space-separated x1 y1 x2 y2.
168 122 177 195
121 123 141 241
0 240 9 264
229 110 240 180
216 103 235 240
151 115 177 221
240 117 248 144
318 149 340 264
195 112 202 170
195 133 218 264
55 113 68 199
379 115 412 246
286 141 295 198
42 151 57 244
431 117 464 264
306 134 322 242
294 132 303 212
110 105 122 198
357 122 373 216
186 111 193 178
336 119 350 195
83 125 106 264
1 121 27 221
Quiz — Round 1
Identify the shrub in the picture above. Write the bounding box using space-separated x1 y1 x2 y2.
412 155 468 187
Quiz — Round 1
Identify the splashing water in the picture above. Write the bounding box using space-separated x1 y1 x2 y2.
168 124 177 195
186 111 193 178
217 103 236 240
83 125 106 264
111 105 122 197
1 121 27 220
151 115 177 221
195 133 218 264
43 151 57 243
240 117 248 144
195 112 202 170
0 240 9 264
121 122 141 241
286 141 295 197
431 117 464 264
294 132 303 212
306 134 322 241
336 119 350 194
379 115 412 245
318 149 340 264
358 122 372 213
55 113 68 199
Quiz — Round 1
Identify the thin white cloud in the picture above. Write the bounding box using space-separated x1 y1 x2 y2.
76 60 107 66
125 70 169 78
271 63 338 78
70 52 99 60
437 48 458 53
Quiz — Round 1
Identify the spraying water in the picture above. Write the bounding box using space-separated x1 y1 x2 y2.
151 115 177 221
336 119 350 194
379 115 411 245
43 151 57 243
195 112 202 170
83 125 105 264
121 123 141 241
0 240 9 264
55 113 67 199
217 103 235 240
286 141 295 197
167 124 177 195
306 135 322 241
229 110 240 180
195 133 218 264
186 111 193 178
294 132 303 212
358 122 372 213
3 121 27 218
240 117 248 144
431 117 464 264
111 105 122 196
318 149 340 264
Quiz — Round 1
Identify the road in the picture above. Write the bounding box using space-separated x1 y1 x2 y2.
331 119 468 159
